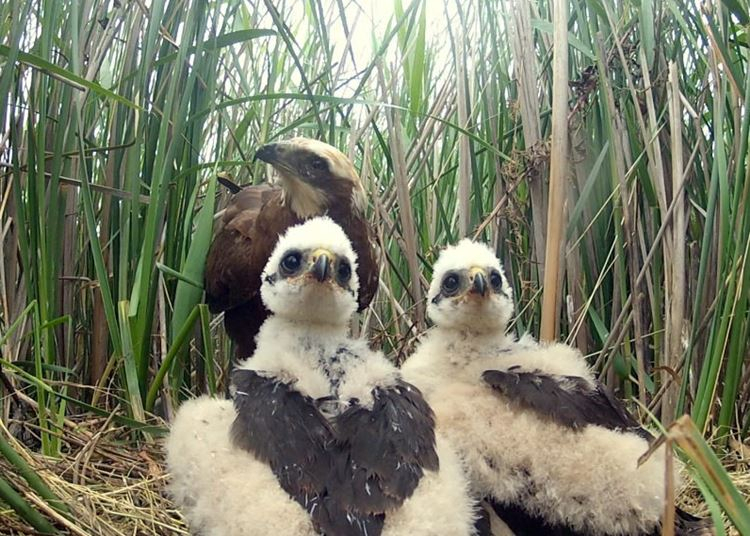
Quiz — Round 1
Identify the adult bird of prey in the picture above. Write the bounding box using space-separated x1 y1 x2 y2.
167 218 477 536
400 239 711 536
204 137 378 360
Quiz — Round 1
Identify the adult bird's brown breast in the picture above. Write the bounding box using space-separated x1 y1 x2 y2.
204 138 379 361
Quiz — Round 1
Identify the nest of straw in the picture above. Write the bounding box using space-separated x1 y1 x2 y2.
0 414 187 535
0 409 748 535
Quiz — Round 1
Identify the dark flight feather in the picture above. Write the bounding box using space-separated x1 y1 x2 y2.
231 369 333 499
231 371 436 535
473 504 493 536
231 369 383 536
481 368 649 437
671 509 714 536
217 175 243 194
332 380 439 513
488 499 580 535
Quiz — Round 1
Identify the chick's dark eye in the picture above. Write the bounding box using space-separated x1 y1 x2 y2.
337 260 352 283
280 250 302 276
441 272 460 295
489 270 503 291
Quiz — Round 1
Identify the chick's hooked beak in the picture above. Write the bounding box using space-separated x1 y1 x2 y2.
309 249 332 282
469 267 488 297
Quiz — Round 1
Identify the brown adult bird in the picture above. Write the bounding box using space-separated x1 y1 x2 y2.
205 137 378 362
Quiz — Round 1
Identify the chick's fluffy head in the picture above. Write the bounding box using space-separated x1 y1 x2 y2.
261 217 359 325
427 239 514 333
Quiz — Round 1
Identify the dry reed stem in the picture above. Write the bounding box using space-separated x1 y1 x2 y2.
539 0 568 341
664 61 687 425
380 65 424 331
508 0 547 277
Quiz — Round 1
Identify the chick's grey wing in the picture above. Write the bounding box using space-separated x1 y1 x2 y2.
482 368 649 437
231 369 383 536
333 379 439 514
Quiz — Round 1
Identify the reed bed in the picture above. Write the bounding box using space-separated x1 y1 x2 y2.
1 0 749 533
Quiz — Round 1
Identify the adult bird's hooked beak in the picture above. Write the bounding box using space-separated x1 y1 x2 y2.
253 141 306 180
253 142 282 165
309 249 332 282
469 267 488 297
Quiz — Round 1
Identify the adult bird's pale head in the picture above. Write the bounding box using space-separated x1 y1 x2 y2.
260 217 359 325
254 137 367 218
427 239 514 334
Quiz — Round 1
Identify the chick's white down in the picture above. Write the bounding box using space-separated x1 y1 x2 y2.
168 217 478 536
402 239 673 536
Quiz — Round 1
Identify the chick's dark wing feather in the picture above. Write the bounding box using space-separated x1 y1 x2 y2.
482 369 647 436
487 498 583 536
231 369 385 536
333 380 438 514
231 369 332 496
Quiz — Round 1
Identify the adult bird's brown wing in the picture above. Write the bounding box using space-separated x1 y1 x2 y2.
319 199 379 313
205 183 280 312
204 185 300 359
355 223 378 311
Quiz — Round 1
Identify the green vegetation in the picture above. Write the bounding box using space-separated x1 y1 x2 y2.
0 0 748 533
